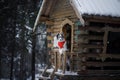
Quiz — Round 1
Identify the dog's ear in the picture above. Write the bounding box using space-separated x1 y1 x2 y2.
56 33 59 39
61 33 64 38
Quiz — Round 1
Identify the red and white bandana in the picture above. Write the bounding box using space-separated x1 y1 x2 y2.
58 41 65 49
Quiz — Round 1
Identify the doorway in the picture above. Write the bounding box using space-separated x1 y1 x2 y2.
62 24 71 52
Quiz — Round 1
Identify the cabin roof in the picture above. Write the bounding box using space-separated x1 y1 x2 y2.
70 0 120 17
41 0 57 17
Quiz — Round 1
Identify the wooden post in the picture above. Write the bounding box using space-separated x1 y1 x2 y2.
63 51 66 73
55 51 57 71
102 28 108 61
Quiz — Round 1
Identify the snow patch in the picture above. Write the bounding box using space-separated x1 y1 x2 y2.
71 0 120 17
25 25 32 31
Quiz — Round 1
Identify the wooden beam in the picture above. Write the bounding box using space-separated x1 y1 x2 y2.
77 44 103 49
39 16 49 21
86 18 120 24
48 43 53 48
78 70 120 75
78 35 103 40
106 54 120 59
78 26 120 32
85 62 120 67
46 21 54 25
47 36 53 40
47 28 53 32
102 27 120 32
102 30 108 54
83 15 120 24
78 26 103 32
44 0 54 16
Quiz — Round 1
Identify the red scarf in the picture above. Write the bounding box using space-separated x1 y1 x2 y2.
58 41 65 48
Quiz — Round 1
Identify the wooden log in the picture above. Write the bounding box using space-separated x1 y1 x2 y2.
46 21 54 26
54 21 62 25
106 54 120 59
41 65 49 76
63 52 66 73
47 28 53 32
53 8 73 15
52 13 76 19
78 26 103 32
54 51 58 71
39 16 49 21
76 44 103 49
78 70 120 75
102 30 108 54
53 8 74 15
78 35 103 40
53 28 60 32
85 62 120 67
48 43 53 48
86 17 120 24
47 36 53 40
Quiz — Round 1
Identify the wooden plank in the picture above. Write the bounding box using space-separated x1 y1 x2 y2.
39 16 49 21
102 27 120 32
52 13 76 19
53 28 60 32
106 54 120 59
77 44 103 49
78 70 120 75
41 65 49 77
102 30 108 54
79 53 100 58
53 8 73 15
86 17 120 24
78 26 103 32
78 35 103 40
44 0 54 16
78 26 120 32
53 2 72 12
47 28 53 32
54 21 62 25
85 62 120 67
48 43 53 48
52 11 74 17
63 52 66 73
71 53 120 60
53 25 61 28
47 36 53 40
46 21 54 25
54 51 58 71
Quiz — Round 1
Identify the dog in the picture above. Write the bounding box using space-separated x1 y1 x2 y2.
53 33 70 71
53 33 67 54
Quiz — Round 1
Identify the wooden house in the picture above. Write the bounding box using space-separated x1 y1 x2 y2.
34 0 120 79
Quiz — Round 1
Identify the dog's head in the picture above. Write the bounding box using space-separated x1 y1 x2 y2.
56 33 65 41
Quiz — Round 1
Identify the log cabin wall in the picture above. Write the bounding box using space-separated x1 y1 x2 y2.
39 0 120 76
73 16 120 75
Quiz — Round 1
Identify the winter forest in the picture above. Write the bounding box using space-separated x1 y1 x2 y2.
0 0 48 80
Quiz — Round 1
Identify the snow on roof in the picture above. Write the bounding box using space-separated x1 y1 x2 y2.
70 0 120 17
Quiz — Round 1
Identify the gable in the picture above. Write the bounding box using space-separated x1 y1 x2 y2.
50 0 77 21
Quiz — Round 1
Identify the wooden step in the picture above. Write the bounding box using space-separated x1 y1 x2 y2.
39 75 51 80
39 65 55 80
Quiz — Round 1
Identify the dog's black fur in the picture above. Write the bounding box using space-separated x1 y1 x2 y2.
56 33 64 41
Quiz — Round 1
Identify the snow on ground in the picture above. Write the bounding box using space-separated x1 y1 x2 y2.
38 68 78 76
